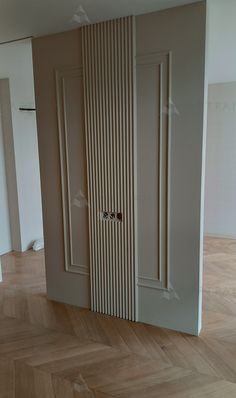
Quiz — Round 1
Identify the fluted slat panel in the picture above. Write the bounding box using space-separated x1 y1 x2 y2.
82 17 135 321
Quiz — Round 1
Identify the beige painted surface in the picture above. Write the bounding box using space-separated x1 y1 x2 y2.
137 52 169 292
136 1 207 335
32 30 90 308
33 2 207 334
82 17 136 321
56 66 89 276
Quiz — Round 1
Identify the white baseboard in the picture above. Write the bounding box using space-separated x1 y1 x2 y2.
204 233 236 240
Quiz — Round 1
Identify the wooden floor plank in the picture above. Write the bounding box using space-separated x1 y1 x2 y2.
0 236 236 397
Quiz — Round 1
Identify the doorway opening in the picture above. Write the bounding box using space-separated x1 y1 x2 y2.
0 38 44 278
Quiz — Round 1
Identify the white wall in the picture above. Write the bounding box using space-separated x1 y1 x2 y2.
0 39 43 251
208 0 236 84
204 82 236 238
0 80 21 251
0 109 11 255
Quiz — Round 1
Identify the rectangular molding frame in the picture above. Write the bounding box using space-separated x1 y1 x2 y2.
82 17 136 320
137 52 171 291
56 66 90 276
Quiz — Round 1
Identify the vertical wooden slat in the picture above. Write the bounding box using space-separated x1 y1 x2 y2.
82 27 94 311
82 16 136 321
97 23 105 314
158 63 163 282
130 17 136 320
99 22 105 313
115 20 122 318
110 21 116 314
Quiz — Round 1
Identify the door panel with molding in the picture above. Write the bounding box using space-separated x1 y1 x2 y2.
136 1 207 335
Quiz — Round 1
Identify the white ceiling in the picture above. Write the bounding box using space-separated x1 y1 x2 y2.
0 0 200 43
1 0 235 84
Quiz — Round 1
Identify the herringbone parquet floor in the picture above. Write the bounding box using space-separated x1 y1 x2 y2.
0 237 236 397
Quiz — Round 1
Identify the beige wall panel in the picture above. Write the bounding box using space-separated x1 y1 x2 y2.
137 52 170 291
32 30 90 308
56 67 89 275
82 17 136 321
136 2 207 335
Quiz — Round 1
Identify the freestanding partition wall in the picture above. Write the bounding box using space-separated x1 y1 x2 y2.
33 1 207 335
